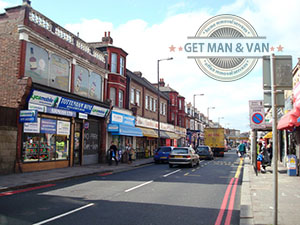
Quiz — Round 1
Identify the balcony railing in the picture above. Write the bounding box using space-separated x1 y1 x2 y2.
28 9 105 64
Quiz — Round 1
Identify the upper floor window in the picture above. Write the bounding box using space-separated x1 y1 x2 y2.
160 102 163 114
111 53 117 73
149 97 153 111
179 100 182 110
136 90 140 106
120 56 125 75
153 99 157 112
163 103 166 115
110 87 116 106
130 88 135 104
145 96 149 109
119 90 124 108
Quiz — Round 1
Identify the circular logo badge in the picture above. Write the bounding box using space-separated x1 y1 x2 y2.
195 14 258 82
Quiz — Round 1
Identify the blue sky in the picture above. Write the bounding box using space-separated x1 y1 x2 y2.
2 0 300 133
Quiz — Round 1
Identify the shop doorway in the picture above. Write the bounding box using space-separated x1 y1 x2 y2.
74 122 82 165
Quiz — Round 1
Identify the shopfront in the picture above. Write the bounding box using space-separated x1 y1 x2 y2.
20 86 109 172
107 111 143 160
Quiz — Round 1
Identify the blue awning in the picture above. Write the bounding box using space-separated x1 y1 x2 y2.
108 124 143 137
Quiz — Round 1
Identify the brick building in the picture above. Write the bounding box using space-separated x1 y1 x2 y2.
0 2 110 173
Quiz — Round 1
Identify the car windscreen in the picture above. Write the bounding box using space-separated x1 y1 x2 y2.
159 147 171 153
172 148 188 154
197 147 209 152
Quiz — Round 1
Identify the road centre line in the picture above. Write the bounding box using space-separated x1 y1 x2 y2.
125 180 153 193
163 169 181 177
32 203 94 225
184 173 189 176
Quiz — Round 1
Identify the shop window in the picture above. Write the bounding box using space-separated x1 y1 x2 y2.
22 118 70 162
111 53 117 73
110 87 116 106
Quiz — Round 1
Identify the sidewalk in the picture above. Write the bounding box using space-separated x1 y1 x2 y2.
240 157 300 225
0 158 154 192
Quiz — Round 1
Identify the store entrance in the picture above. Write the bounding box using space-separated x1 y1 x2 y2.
74 122 82 165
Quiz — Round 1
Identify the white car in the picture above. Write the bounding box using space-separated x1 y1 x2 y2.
168 147 200 168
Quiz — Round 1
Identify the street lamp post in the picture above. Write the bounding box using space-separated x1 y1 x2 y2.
193 94 204 147
157 57 173 148
207 106 215 126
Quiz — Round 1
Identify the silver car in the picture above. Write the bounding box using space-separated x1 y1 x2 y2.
168 147 200 168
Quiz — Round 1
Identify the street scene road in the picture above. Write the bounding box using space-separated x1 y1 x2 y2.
0 151 242 225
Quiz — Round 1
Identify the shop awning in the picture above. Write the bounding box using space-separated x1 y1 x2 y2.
108 124 143 137
277 112 297 130
159 130 170 138
139 127 158 138
263 132 272 139
165 131 179 139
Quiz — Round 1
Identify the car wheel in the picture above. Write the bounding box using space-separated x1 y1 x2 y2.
169 164 173 168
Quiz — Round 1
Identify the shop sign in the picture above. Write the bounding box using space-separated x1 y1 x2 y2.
46 107 76 117
107 124 119 132
57 121 70 135
24 118 40 133
40 118 57 134
136 116 158 129
110 111 135 127
19 110 38 123
79 113 88 119
28 103 45 112
29 90 108 117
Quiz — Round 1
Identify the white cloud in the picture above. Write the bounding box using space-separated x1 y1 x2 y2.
0 0 15 13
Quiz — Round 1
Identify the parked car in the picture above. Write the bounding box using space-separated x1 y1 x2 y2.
154 146 174 163
196 145 214 160
168 147 199 168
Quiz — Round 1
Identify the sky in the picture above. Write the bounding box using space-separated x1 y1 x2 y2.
1 0 300 132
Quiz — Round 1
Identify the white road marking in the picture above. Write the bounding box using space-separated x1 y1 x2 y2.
125 180 153 193
33 203 94 225
163 169 181 177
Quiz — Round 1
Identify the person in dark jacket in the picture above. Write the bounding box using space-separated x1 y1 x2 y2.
109 141 118 166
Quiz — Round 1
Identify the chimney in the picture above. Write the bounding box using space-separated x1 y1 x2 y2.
159 78 165 87
102 31 113 45
22 0 31 6
134 71 142 77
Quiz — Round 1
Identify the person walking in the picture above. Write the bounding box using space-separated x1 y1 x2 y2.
266 142 273 166
238 142 246 157
109 141 118 166
127 144 133 164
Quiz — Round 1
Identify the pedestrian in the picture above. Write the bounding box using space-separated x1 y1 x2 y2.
238 142 246 157
266 142 273 166
261 146 270 172
109 141 118 166
127 144 133 164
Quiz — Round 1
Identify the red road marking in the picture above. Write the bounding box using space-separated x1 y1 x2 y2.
0 184 56 197
214 178 234 225
99 172 113 176
224 178 239 225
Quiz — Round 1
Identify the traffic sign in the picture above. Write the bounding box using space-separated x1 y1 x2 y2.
252 113 264 124
249 100 266 129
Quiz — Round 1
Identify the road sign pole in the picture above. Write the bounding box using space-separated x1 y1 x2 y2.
270 53 278 225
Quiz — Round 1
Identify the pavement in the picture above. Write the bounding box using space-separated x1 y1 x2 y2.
1 155 300 225
240 156 300 225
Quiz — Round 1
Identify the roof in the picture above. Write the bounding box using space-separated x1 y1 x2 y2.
126 69 169 100
159 86 178 93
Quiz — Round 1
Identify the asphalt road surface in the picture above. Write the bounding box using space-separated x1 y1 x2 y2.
0 150 244 225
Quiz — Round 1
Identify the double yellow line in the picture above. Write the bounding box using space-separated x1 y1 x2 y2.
234 158 244 178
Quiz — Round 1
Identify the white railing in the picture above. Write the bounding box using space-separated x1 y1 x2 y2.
28 9 106 64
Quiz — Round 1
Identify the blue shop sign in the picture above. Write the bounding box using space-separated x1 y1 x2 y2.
110 111 135 127
107 123 143 137
19 110 37 123
40 118 57 134
46 107 76 117
28 90 108 117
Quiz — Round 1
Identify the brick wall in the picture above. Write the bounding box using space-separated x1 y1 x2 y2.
0 6 29 109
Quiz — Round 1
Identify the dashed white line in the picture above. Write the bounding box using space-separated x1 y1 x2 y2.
163 169 181 177
33 203 94 225
125 180 153 192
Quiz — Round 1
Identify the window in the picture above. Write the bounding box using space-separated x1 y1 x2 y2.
160 102 163 114
149 97 153 111
172 113 175 121
120 56 125 75
163 103 166 115
179 100 182 110
119 90 124 108
111 53 117 73
136 90 140 106
130 88 135 104
153 99 157 112
110 87 116 106
145 96 149 109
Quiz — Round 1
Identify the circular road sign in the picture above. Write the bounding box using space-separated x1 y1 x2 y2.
252 113 264 124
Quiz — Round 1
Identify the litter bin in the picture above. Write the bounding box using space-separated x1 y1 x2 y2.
286 155 297 176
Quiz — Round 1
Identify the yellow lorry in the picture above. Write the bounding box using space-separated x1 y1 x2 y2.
204 128 225 157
